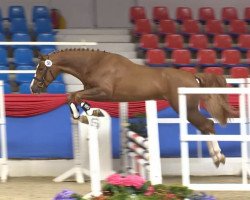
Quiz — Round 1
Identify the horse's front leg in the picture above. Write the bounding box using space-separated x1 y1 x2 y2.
67 90 84 119
67 87 109 119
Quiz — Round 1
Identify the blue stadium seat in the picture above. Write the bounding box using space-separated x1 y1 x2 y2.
39 47 56 55
47 82 66 94
0 66 9 82
0 33 6 49
19 82 31 94
33 18 54 35
13 48 34 66
12 33 32 49
4 83 11 94
9 18 29 34
0 48 8 66
36 33 56 50
53 74 64 83
0 9 4 33
8 6 25 20
32 6 50 22
15 65 34 84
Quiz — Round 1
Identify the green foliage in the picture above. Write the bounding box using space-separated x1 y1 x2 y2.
167 185 193 199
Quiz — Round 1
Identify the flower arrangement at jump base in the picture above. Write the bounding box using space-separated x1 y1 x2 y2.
53 174 216 200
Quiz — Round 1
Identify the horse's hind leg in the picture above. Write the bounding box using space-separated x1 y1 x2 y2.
169 94 225 167
187 107 225 167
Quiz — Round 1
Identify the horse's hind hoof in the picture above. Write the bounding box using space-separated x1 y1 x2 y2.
92 109 104 117
214 160 220 168
79 116 89 124
220 154 226 165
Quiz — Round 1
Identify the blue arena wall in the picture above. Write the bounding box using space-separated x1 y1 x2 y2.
4 105 241 159
6 105 73 158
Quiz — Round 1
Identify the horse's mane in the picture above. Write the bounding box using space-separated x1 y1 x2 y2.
48 48 109 56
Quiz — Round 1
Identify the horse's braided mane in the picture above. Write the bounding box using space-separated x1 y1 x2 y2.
48 48 108 56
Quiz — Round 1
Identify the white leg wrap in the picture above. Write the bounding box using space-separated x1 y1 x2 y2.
80 102 93 115
206 133 225 166
70 103 80 119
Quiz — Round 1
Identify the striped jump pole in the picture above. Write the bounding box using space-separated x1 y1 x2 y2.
120 101 162 185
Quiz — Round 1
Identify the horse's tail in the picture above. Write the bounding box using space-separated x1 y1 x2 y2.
195 73 235 125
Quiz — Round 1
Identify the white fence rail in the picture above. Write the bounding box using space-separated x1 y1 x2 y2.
178 79 250 191
0 81 8 182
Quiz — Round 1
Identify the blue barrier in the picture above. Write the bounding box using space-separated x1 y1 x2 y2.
4 105 240 159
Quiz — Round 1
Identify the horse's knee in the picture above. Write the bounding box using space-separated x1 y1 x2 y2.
67 92 76 104
200 119 215 134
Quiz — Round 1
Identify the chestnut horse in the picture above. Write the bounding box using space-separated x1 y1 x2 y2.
30 49 234 167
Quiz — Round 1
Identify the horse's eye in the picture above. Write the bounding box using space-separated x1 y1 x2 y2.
38 67 44 72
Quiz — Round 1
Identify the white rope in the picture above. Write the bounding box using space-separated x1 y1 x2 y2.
0 42 98 46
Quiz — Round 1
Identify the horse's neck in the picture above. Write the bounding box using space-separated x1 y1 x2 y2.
52 51 92 82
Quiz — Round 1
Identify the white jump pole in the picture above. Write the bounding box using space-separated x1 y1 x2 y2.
88 117 102 197
0 81 8 182
145 100 162 185
119 102 129 174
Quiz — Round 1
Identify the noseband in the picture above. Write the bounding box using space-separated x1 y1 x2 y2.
33 66 56 88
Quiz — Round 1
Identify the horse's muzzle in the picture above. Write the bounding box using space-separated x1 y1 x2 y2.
30 85 42 94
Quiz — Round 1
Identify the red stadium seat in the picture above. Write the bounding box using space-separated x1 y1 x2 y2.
198 7 215 24
163 34 184 52
221 49 241 68
235 34 250 53
244 7 250 23
197 49 220 67
176 7 192 23
181 19 201 37
145 49 168 67
221 7 238 24
228 20 248 39
138 34 159 53
172 49 195 67
212 34 232 52
132 19 152 38
204 67 224 75
129 6 147 23
157 19 176 37
188 34 209 52
139 34 159 49
247 50 250 65
204 20 224 37
230 67 249 78
152 6 169 24
179 67 197 74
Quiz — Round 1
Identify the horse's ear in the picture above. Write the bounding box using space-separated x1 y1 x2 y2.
37 53 47 61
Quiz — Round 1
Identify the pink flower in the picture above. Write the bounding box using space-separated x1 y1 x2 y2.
106 173 123 186
122 175 146 189
165 193 177 199
144 186 155 196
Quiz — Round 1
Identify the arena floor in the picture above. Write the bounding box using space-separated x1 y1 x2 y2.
0 176 249 200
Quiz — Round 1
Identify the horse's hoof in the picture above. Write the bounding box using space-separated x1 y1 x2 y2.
92 109 104 117
220 154 226 164
79 116 89 124
214 160 220 168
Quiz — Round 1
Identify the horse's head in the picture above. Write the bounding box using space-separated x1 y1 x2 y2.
30 54 56 94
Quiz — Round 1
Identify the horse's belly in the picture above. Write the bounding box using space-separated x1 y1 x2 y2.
112 80 166 101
